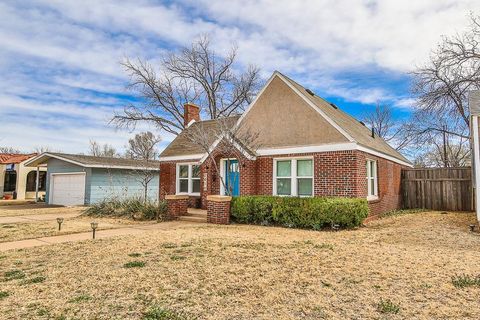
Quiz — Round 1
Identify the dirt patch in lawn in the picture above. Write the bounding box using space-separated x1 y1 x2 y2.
0 215 154 243
0 212 479 319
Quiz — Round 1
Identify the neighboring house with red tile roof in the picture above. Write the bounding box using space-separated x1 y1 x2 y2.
159 71 413 217
0 153 47 200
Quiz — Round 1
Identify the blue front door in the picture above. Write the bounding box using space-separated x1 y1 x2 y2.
224 159 240 196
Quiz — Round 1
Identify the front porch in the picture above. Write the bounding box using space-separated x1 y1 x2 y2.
177 207 207 223
165 195 232 224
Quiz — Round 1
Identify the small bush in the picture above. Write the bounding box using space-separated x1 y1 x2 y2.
231 196 368 229
123 261 146 268
84 197 167 221
4 269 25 281
0 291 9 299
377 299 400 314
452 274 480 288
143 306 188 320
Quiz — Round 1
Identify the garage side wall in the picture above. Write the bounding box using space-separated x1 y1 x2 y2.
89 168 159 204
45 159 90 204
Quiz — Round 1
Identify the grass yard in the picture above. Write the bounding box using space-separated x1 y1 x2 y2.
0 211 479 319
0 216 154 243
0 204 84 217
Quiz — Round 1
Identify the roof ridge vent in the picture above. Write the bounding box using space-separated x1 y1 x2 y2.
305 88 315 96
329 102 338 109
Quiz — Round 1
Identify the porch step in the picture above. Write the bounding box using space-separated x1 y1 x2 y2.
178 215 207 223
186 212 208 218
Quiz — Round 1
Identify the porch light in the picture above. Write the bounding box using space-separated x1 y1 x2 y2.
91 221 98 239
56 217 64 231
469 224 476 232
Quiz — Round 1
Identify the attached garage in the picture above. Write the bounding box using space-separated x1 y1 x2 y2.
24 153 160 206
50 173 86 206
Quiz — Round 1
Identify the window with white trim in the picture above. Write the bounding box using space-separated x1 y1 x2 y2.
274 158 313 196
366 159 378 199
177 164 200 195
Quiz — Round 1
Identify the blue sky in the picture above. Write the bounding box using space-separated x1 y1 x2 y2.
1 0 479 154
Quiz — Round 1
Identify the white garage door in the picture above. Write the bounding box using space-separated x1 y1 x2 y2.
50 173 86 206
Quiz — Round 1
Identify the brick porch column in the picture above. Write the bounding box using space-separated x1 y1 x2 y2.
165 195 189 220
207 195 232 224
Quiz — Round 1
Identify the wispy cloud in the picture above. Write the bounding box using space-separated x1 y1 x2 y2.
0 0 479 153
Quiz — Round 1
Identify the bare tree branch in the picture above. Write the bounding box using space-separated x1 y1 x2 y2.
112 35 261 135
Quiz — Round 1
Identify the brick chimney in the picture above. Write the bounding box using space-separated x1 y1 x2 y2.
184 103 200 127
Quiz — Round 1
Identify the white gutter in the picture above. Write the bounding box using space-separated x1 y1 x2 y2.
472 115 480 222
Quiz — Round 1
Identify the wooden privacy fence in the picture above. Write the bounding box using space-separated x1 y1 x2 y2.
402 167 473 211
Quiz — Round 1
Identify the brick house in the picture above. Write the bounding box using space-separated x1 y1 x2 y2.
159 71 412 217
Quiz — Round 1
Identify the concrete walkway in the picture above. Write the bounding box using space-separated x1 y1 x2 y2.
0 212 81 224
0 221 203 252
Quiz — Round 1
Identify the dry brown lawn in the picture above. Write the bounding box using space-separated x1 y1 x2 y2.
0 211 479 319
0 216 153 243
0 204 84 217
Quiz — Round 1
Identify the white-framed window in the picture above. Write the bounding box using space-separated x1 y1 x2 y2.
366 159 378 200
177 163 201 195
273 157 313 196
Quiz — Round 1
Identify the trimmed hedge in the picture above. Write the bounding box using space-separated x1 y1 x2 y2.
231 196 369 229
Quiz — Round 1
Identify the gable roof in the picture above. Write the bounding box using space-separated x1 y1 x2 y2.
24 152 160 170
276 73 410 164
0 153 37 164
159 71 412 166
160 116 241 159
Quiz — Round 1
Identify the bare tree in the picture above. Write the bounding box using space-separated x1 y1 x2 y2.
125 131 161 160
112 35 261 135
361 103 413 151
413 133 470 168
32 146 58 154
125 131 162 204
411 13 480 140
88 140 119 158
183 117 261 196
0 147 21 154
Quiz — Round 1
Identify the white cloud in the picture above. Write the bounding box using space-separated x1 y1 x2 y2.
0 0 479 153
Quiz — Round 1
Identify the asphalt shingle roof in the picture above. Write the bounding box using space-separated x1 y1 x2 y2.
26 153 160 169
159 71 410 165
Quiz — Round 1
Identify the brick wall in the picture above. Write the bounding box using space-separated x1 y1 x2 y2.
159 162 176 199
159 150 406 217
356 151 404 219
207 196 231 224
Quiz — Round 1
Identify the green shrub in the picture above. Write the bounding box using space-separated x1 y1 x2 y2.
84 197 167 221
0 291 9 300
231 196 368 229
